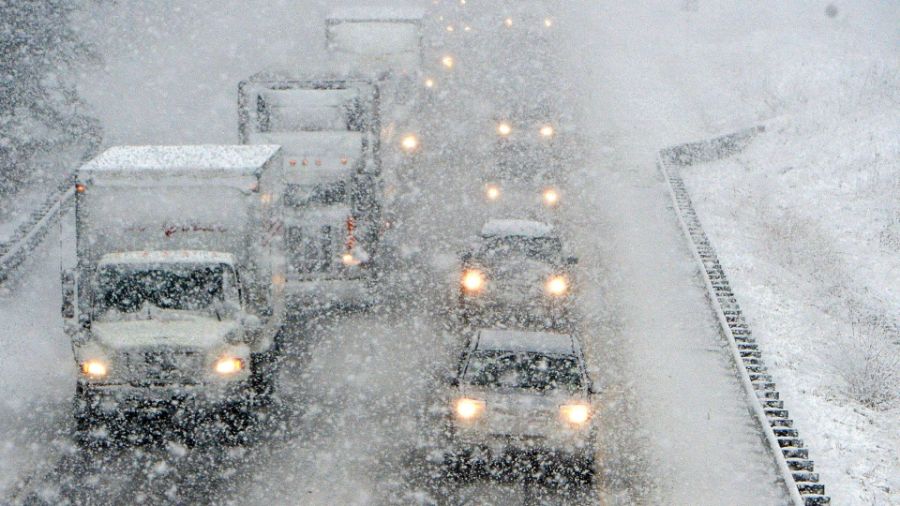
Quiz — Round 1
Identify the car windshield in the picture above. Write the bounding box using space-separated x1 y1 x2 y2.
93 263 236 321
464 351 583 391
478 236 562 262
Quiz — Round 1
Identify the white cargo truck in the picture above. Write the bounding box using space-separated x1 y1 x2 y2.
325 7 425 75
61 145 285 441
239 71 382 310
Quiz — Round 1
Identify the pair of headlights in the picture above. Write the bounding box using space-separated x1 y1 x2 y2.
80 356 245 379
496 122 555 139
454 397 591 425
461 269 569 296
484 184 560 207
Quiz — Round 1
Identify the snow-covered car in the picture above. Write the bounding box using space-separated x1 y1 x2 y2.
443 328 598 480
458 219 577 329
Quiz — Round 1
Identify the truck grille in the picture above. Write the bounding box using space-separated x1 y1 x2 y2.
121 348 204 385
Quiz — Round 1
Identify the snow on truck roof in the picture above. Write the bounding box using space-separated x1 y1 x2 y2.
327 7 425 23
80 146 280 174
480 219 555 239
476 329 575 355
99 251 237 266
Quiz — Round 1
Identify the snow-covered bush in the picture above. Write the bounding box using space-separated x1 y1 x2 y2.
0 0 102 197
833 314 900 409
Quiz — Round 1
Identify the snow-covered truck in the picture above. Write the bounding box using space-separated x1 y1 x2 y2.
61 145 285 440
325 7 425 75
325 7 428 186
238 71 382 310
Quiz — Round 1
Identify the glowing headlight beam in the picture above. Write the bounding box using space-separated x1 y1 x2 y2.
540 125 555 138
485 184 501 201
497 121 512 136
545 275 569 296
461 269 486 293
81 359 108 378
401 134 420 152
214 357 244 375
560 403 591 425
542 188 560 207
454 398 485 420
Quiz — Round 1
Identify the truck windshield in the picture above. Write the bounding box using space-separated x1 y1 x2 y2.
93 263 238 321
465 351 582 391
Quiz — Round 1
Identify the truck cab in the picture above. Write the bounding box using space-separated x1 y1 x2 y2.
63 145 284 442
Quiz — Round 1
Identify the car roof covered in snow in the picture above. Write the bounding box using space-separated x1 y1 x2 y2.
480 219 555 239
475 329 575 355
98 250 237 266
327 7 425 23
80 145 280 175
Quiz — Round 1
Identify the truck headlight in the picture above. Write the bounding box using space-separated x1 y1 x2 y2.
81 359 108 379
545 275 569 296
485 183 501 201
542 188 560 207
441 55 455 69
454 398 485 420
214 357 244 375
560 403 591 425
461 269 486 293
540 125 555 138
497 121 512 137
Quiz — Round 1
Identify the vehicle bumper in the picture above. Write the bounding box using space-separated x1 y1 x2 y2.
448 431 595 465
75 381 252 421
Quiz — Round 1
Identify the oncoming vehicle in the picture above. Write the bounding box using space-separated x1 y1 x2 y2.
443 329 599 481
63 145 285 443
458 219 578 329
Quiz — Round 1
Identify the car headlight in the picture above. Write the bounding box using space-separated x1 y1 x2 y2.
560 403 591 425
545 275 569 296
81 359 108 379
485 183 501 201
441 55 455 69
454 398 486 420
542 188 560 207
400 134 420 153
461 269 486 293
497 121 512 137
540 125 555 138
424 77 435 89
214 357 244 375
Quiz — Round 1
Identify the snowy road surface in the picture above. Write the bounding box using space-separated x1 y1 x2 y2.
0 1 807 505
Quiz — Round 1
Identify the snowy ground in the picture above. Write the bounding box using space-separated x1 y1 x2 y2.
681 91 899 505
3 0 896 505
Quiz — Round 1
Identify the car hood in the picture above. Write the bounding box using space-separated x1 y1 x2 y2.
92 316 241 350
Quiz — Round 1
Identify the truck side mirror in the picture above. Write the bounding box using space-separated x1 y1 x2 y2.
61 269 75 320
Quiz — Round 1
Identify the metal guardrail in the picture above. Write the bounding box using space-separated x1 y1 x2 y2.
0 183 74 285
658 127 830 506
